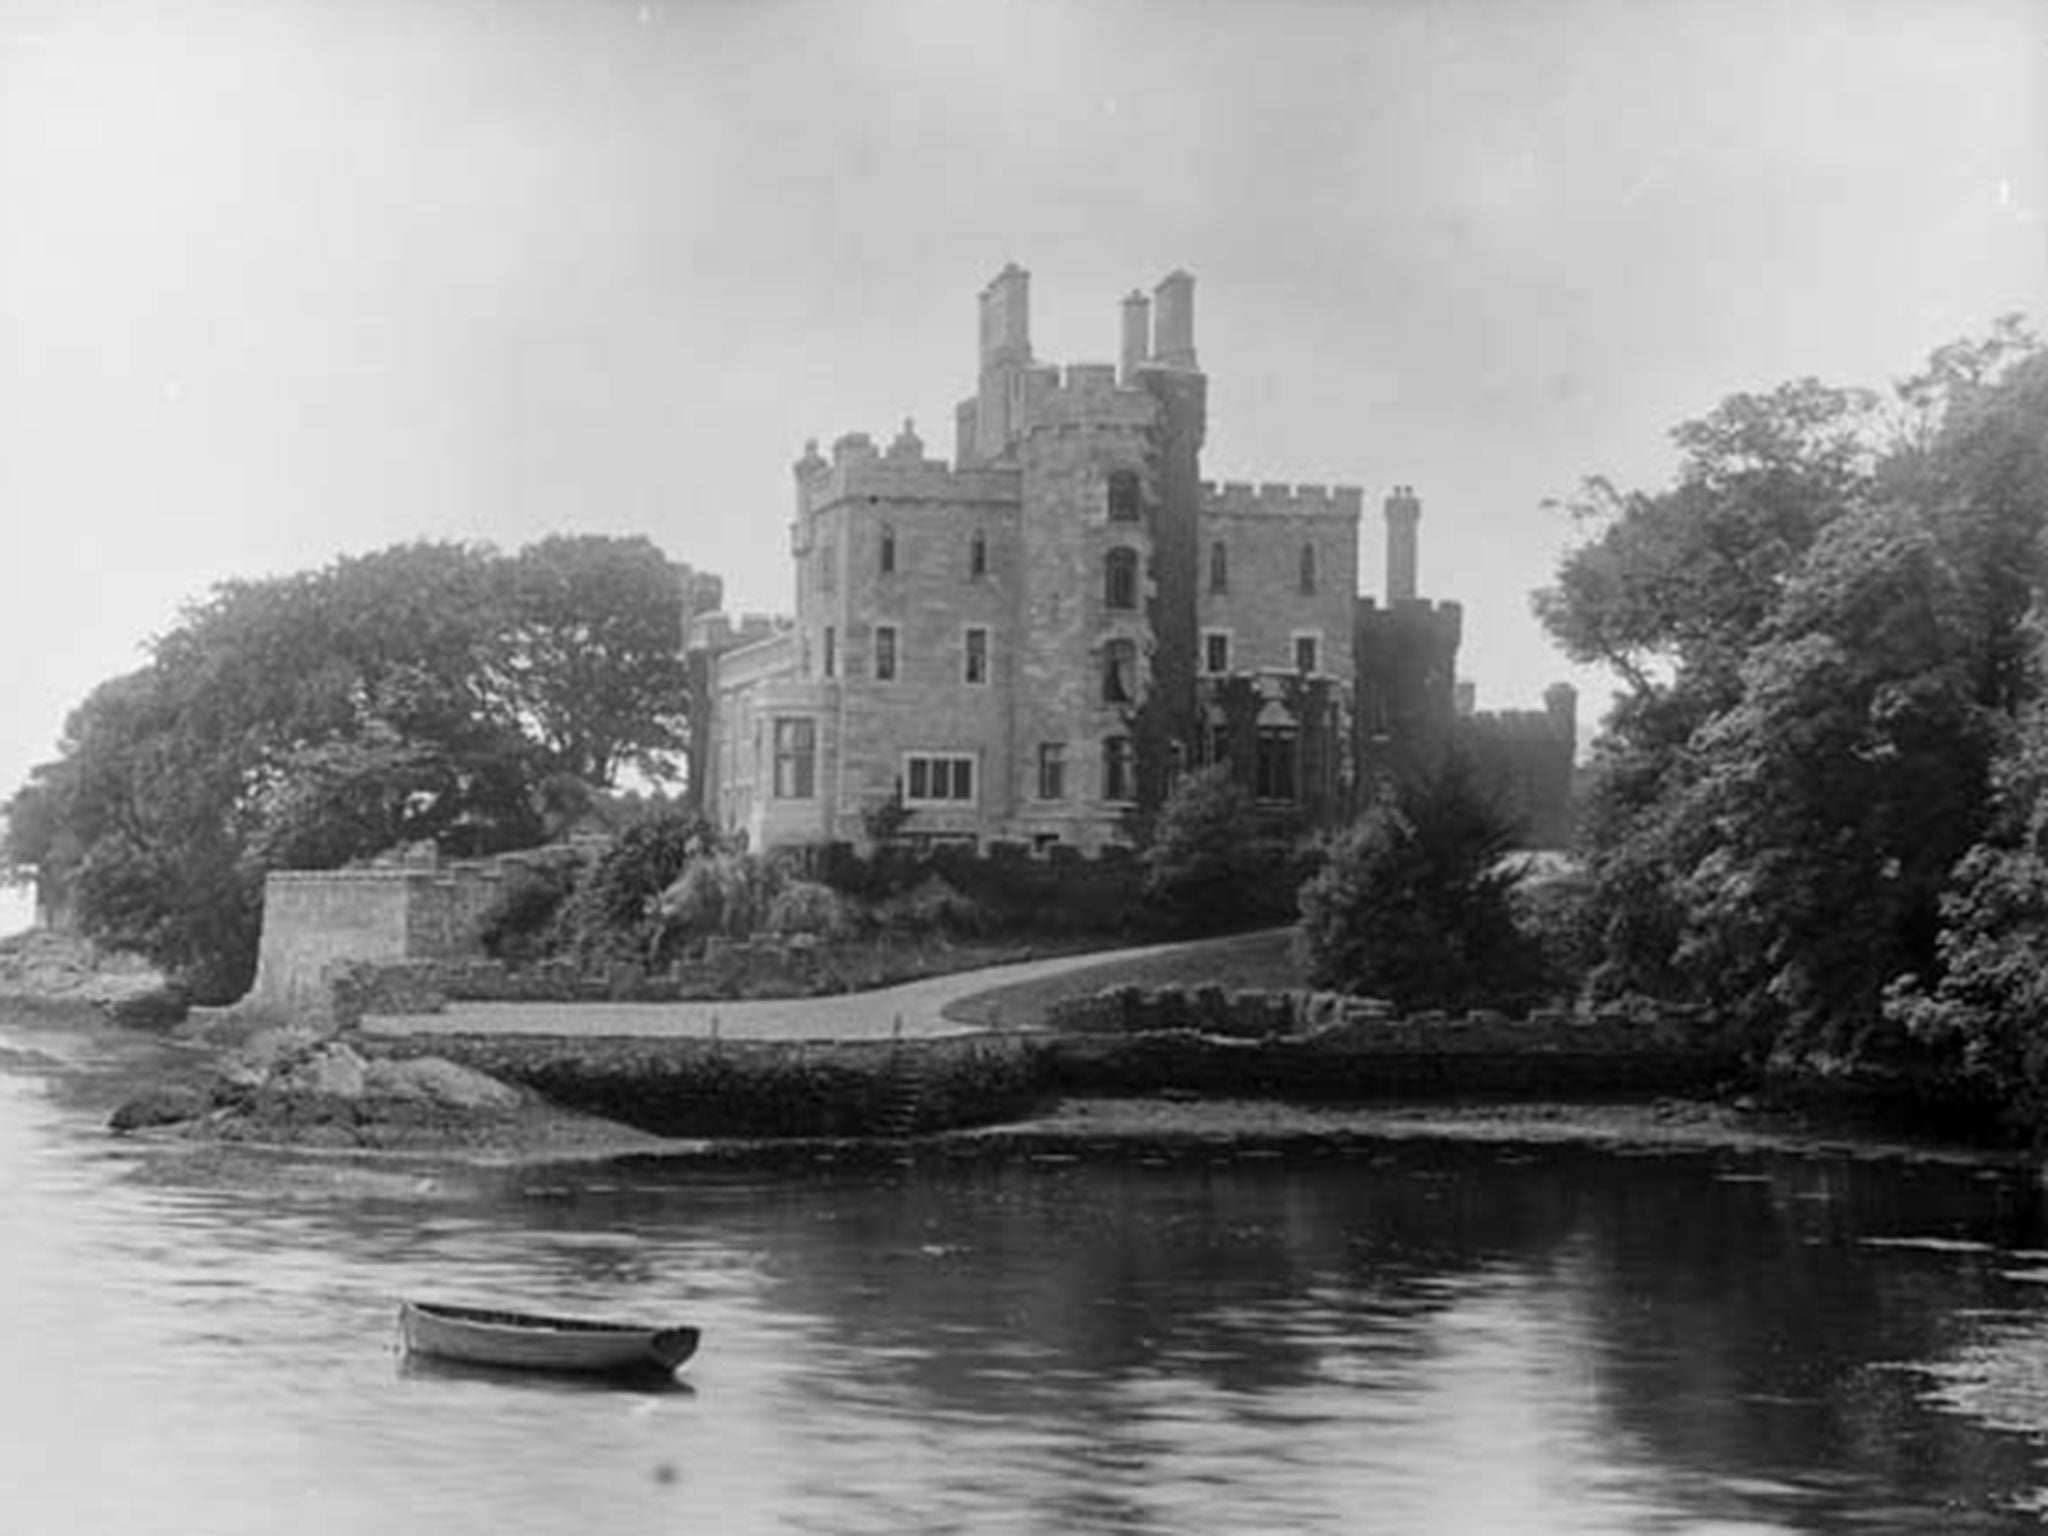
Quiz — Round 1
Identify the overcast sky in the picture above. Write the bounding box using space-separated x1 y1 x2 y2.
2 0 2043 915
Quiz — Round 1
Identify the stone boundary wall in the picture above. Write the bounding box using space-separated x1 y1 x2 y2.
327 940 902 1026
364 1032 1042 1139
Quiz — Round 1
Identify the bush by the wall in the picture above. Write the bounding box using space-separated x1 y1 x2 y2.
477 851 582 963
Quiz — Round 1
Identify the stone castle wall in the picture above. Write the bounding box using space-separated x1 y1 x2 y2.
243 857 507 1020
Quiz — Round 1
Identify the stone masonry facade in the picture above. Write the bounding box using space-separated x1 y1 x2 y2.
688 264 1576 855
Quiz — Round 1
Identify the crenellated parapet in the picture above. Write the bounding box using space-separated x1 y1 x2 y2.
795 425 1020 516
1201 480 1364 521
1016 362 1159 434
1356 594 1464 644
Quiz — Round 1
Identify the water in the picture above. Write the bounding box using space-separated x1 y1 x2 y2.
6 1015 2048 1534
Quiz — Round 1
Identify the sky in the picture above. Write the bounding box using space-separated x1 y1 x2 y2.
1 0 2043 930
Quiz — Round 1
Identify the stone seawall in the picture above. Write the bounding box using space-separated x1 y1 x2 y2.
349 980 1746 1140
365 1032 1043 1140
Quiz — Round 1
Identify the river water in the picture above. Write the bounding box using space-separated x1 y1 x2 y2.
7 1014 2048 1534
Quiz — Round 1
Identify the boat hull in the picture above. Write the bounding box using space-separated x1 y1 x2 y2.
399 1301 699 1376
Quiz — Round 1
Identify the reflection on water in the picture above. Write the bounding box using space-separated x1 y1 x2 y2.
4 1017 2048 1534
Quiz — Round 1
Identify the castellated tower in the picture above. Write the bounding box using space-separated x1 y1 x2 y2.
690 262 1400 855
1355 487 1462 796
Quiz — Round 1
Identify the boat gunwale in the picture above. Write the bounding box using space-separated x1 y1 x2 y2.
399 1299 701 1372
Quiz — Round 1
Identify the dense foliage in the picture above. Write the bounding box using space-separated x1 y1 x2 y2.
1295 764 1545 1011
1538 320 2048 1103
1139 766 1304 934
4 535 694 1000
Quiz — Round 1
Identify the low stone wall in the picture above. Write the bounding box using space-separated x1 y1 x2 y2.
363 1032 1044 1139
1039 985 1743 1100
327 940 906 1025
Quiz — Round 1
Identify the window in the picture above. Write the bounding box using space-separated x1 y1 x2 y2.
1203 631 1231 675
879 525 896 574
821 541 838 594
1037 742 1066 800
964 626 989 684
1103 638 1137 703
1209 540 1228 593
1102 736 1136 802
1104 546 1139 610
873 624 898 681
773 718 816 799
1298 543 1317 595
823 626 836 678
1255 726 1299 803
1107 469 1141 521
969 530 988 579
904 753 976 804
1293 634 1319 674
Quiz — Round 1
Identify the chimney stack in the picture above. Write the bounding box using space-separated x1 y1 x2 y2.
1151 270 1197 370
1120 290 1151 384
1384 485 1422 603
978 262 1031 365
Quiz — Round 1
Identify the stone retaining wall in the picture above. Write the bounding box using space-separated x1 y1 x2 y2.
364 1032 1043 1139
327 940 919 1025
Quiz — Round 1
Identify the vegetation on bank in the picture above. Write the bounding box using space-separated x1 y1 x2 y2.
3 535 695 1001
1538 320 2048 1133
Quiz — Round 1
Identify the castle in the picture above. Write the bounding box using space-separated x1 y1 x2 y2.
683 264 1575 854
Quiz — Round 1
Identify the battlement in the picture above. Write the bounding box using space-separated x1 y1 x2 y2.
687 610 791 656
1016 362 1159 433
797 423 1020 514
1201 480 1364 520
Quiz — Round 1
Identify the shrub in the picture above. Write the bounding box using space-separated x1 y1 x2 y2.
875 874 990 937
1141 766 1302 934
1296 764 1545 1011
554 808 717 966
1507 860 1599 1003
654 850 783 952
763 879 855 940
478 853 581 963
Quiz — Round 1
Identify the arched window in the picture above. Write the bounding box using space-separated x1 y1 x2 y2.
1298 542 1317 595
1104 547 1139 610
1102 639 1137 703
969 530 988 579
1209 541 1228 593
879 524 896 575
1106 469 1141 521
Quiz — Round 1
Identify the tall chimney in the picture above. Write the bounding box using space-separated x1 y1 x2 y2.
1384 485 1421 603
1120 290 1151 384
1151 270 1197 370
978 262 1031 365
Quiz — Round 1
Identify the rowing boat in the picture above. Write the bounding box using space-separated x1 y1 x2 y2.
398 1300 700 1377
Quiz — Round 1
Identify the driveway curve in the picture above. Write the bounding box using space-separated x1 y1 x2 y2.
361 935 1239 1043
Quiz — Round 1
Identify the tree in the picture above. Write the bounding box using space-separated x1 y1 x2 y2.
1540 324 2046 1065
7 534 701 999
1140 765 1298 934
1295 764 1540 1011
493 535 694 787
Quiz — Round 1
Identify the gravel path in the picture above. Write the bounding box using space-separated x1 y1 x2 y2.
360 935 1235 1042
